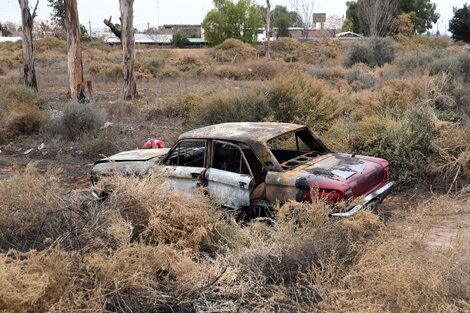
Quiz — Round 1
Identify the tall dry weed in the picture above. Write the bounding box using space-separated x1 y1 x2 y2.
0 164 63 251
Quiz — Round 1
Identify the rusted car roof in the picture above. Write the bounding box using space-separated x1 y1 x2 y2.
179 122 305 144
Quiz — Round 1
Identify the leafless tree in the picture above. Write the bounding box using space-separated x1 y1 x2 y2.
359 0 399 37
290 0 315 39
120 0 137 99
325 15 343 31
64 0 91 101
18 0 39 90
265 0 271 58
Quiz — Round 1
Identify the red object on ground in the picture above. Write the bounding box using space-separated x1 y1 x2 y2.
143 139 165 149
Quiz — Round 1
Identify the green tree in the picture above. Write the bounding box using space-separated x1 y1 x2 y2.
0 23 12 36
398 0 440 34
80 24 90 41
202 0 263 45
344 1 363 34
271 5 302 37
449 3 470 42
172 32 190 48
346 0 438 35
47 0 66 27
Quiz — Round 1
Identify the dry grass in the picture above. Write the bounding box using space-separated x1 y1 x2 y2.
0 164 63 251
0 165 469 312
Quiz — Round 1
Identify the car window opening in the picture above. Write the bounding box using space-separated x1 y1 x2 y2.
268 129 327 170
166 140 207 167
212 141 252 177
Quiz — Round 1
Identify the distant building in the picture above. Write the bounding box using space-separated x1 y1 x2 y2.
0 36 21 43
258 28 337 41
101 32 207 47
161 24 202 38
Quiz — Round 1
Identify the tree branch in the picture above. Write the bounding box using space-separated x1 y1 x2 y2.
31 0 39 19
103 15 122 40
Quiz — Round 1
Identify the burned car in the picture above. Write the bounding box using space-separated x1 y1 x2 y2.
91 122 394 218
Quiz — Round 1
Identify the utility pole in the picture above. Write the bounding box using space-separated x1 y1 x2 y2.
157 0 160 27
88 20 91 37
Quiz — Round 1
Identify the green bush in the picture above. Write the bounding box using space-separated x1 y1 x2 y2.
343 42 372 68
172 32 190 48
369 37 395 67
55 101 106 140
343 37 395 68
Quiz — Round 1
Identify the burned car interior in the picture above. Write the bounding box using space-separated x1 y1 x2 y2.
165 140 207 167
268 129 328 169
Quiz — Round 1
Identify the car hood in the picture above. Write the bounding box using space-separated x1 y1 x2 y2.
95 148 170 163
293 153 387 196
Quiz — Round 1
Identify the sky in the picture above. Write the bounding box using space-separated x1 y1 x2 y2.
1 0 467 34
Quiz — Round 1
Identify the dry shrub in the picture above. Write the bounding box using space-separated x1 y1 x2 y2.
432 123 470 186
307 195 470 312
136 56 165 78
49 101 106 140
0 84 44 108
0 249 73 313
36 36 67 50
105 174 223 251
76 243 215 312
1 102 44 136
214 38 257 61
0 164 62 251
266 73 344 132
239 199 383 285
430 51 470 83
400 35 450 49
189 89 271 128
396 49 442 75
323 77 461 185
343 37 395 68
307 66 346 81
214 59 281 80
345 67 377 90
82 128 120 159
307 238 464 312
88 61 123 80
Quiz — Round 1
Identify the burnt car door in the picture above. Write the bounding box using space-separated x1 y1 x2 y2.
161 139 207 194
206 140 254 209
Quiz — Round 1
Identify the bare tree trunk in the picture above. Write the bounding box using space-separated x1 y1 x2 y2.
120 0 137 100
64 0 90 101
359 0 399 37
18 0 38 90
265 0 271 58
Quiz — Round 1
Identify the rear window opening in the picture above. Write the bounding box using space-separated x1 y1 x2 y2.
267 129 328 170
